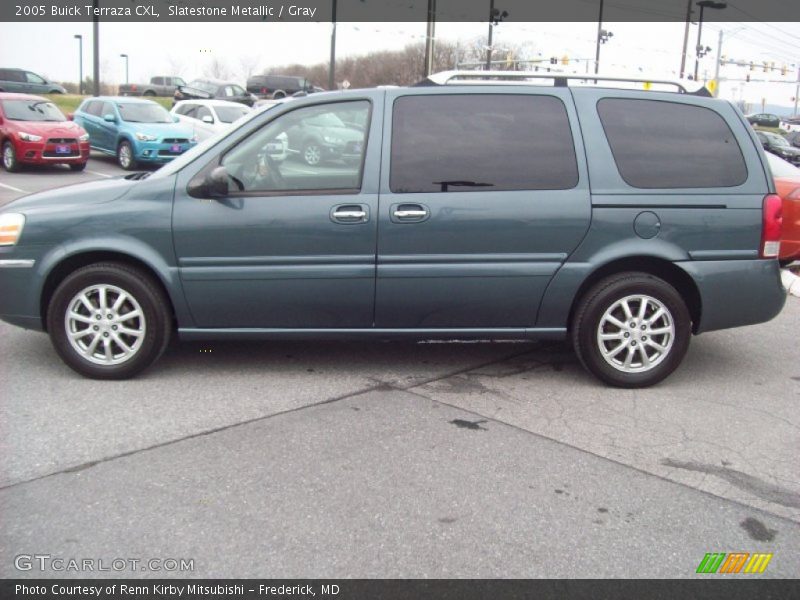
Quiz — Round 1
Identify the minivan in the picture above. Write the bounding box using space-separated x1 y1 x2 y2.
247 75 317 99
0 68 67 95
0 71 786 386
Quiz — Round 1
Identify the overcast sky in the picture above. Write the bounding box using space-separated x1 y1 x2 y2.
1 20 798 110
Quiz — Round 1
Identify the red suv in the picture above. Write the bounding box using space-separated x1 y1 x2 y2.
0 93 90 172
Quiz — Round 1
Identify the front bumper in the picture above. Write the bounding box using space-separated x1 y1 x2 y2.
16 139 90 165
133 140 197 163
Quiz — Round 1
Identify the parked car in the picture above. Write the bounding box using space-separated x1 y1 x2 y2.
284 108 365 166
784 131 800 149
755 130 800 165
747 113 781 128
246 75 317 99
0 68 66 95
120 76 186 97
73 96 197 170
0 72 786 386
171 99 251 141
0 93 90 172
765 152 800 266
173 79 256 107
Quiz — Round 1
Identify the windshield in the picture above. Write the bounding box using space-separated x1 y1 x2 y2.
187 80 218 94
766 152 800 178
2 100 66 122
117 102 172 123
150 102 282 179
215 105 250 124
767 134 790 147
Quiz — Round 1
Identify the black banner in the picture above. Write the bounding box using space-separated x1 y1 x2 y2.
3 580 800 600
3 0 800 22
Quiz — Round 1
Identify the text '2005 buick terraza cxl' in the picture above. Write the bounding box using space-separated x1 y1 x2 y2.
0 72 786 387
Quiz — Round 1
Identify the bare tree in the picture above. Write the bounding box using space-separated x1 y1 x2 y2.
203 56 233 80
239 55 261 81
165 55 186 77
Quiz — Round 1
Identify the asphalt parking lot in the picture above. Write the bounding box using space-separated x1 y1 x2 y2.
0 160 799 578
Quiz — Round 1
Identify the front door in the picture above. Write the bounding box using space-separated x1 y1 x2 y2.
172 93 383 328
375 89 591 329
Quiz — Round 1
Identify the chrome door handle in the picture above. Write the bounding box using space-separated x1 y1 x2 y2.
393 209 428 218
333 210 366 219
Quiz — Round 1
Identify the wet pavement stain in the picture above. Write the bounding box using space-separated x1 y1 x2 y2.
740 517 777 541
661 458 800 509
597 507 609 513
449 419 488 431
438 517 458 524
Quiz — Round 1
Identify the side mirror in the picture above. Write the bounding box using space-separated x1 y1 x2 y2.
188 166 230 198
201 115 214 124
103 113 116 122
263 140 284 157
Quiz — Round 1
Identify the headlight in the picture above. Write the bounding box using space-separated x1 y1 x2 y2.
18 132 42 142
323 135 344 145
135 132 158 141
0 213 26 246
78 133 90 142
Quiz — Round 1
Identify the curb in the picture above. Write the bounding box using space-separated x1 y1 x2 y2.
781 269 800 298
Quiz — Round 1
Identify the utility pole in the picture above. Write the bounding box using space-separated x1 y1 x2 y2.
92 0 99 96
712 29 723 97
594 0 604 74
119 54 129 85
328 0 337 90
74 34 83 95
485 0 495 70
679 0 692 78
794 66 799 117
423 0 436 77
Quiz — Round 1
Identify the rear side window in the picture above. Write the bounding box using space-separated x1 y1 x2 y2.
598 98 747 188
390 94 578 193
84 101 102 116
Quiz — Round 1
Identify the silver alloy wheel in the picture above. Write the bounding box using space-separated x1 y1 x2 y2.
118 143 132 168
64 284 146 366
596 294 675 373
3 143 14 169
303 144 321 166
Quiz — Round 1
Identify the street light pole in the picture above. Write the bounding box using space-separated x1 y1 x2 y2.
694 1 726 82
712 28 723 96
328 0 337 90
485 0 494 70
679 0 692 78
74 34 83 95
120 54 129 85
92 0 99 96
594 0 604 75
423 0 436 77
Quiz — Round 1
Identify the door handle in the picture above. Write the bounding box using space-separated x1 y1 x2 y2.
393 209 428 218
390 203 430 223
330 204 369 224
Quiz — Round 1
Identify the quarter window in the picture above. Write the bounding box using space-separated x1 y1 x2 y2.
219 100 370 194
598 98 747 188
390 94 579 193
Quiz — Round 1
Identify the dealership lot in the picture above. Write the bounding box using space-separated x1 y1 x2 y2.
0 162 799 577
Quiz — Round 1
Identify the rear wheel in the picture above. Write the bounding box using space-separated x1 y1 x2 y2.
117 140 137 170
572 272 691 388
143 90 156 97
2 141 20 172
47 263 172 379
302 140 322 166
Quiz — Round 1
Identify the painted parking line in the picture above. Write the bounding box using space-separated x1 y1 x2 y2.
85 170 112 178
0 181 27 193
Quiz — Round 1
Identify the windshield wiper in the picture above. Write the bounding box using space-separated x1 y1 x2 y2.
433 180 494 192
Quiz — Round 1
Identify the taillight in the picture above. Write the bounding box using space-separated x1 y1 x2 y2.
761 194 782 258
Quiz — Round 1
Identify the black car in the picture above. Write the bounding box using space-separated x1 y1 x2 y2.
246 75 318 99
746 113 781 128
755 130 800 165
785 130 800 149
173 79 256 107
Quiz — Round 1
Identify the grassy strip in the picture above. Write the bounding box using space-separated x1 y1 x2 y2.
44 94 172 115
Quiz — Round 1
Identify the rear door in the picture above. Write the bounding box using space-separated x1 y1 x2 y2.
375 88 591 329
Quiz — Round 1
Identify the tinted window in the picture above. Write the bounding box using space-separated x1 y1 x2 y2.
598 98 747 188
117 102 172 123
176 103 197 117
215 105 249 123
390 94 578 193
25 72 45 84
84 100 103 116
232 85 246 96
197 106 213 121
2 70 25 82
100 102 116 117
220 100 370 193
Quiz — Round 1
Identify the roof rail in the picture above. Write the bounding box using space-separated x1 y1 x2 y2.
415 70 712 97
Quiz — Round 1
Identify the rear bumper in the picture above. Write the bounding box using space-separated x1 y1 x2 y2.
677 259 787 333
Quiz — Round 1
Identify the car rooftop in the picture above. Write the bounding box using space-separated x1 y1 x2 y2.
0 92 49 101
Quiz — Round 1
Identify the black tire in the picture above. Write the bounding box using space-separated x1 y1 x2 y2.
143 90 156 97
302 140 323 166
272 90 286 99
117 140 137 170
571 272 691 388
2 140 21 172
70 162 87 172
47 262 172 380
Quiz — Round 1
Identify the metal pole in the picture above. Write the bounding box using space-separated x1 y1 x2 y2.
92 0 99 96
328 0 336 90
594 0 604 75
693 4 705 81
712 29 723 97
679 0 692 78
75 35 83 95
423 0 436 77
485 0 494 70
794 67 799 117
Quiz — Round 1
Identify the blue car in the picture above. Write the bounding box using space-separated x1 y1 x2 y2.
73 96 197 170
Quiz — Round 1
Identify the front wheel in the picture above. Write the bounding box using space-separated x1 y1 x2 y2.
302 141 322 166
47 263 172 379
572 273 691 388
117 140 137 170
2 141 20 172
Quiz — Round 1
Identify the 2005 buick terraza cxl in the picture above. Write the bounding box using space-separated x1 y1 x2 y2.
0 72 786 387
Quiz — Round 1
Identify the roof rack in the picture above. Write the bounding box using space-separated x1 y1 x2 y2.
415 70 712 97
